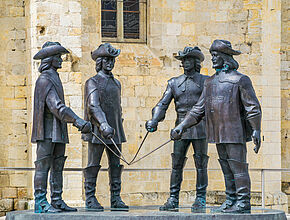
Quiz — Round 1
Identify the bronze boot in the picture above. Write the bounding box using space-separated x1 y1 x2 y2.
50 156 77 212
84 165 104 211
160 153 187 211
223 159 251 213
192 154 208 210
109 165 129 210
34 156 61 213
214 159 237 212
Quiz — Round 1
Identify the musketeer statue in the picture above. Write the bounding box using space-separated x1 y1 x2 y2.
32 42 92 213
82 43 129 211
171 40 262 213
146 46 209 211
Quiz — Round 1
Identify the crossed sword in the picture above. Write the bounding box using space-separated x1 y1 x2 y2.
91 131 172 165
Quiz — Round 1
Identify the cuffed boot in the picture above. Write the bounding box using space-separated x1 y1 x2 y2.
160 153 187 211
214 159 237 212
34 156 61 213
84 165 104 211
50 156 77 212
224 159 251 213
192 154 209 210
109 164 129 210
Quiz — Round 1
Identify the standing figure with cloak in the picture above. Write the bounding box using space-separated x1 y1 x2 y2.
32 42 92 213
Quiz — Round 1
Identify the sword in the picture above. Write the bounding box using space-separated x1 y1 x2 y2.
92 132 130 165
129 139 172 165
110 137 130 164
129 131 149 164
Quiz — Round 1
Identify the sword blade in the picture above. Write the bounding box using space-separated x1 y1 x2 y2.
129 131 149 164
129 139 172 165
110 137 129 163
92 132 129 165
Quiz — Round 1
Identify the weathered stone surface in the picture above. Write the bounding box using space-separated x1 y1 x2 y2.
5 207 287 220
0 199 13 212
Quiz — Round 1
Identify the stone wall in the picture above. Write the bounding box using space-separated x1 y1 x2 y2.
0 0 288 215
281 0 290 212
0 0 29 216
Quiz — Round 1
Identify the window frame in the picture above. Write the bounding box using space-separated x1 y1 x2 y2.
101 0 147 43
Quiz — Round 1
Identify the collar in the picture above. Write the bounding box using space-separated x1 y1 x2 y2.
178 73 201 88
99 70 114 78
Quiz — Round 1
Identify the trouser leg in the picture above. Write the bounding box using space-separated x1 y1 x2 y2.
50 143 77 212
224 143 251 213
160 140 189 211
106 144 128 209
84 142 105 210
34 140 60 213
192 139 208 208
215 158 237 211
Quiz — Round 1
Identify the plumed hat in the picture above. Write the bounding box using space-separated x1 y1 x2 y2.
91 43 121 61
174 46 204 62
209 39 241 56
33 41 69 60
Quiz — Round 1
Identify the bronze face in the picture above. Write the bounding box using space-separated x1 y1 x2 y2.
182 57 196 72
210 51 224 69
102 57 115 73
51 54 63 70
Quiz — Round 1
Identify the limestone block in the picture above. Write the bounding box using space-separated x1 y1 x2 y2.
14 86 27 98
0 175 9 188
0 87 14 98
68 28 81 36
14 199 28 210
69 72 82 83
181 23 195 36
17 188 28 199
11 110 27 123
9 7 24 17
69 96 82 108
10 173 27 187
135 86 149 97
69 1 81 13
63 83 81 95
274 191 288 205
6 75 26 86
0 199 13 212
2 188 17 199
180 0 195 12
4 98 26 109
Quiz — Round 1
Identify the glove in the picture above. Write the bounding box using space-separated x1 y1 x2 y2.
99 122 115 139
170 125 183 140
81 121 92 134
145 120 158 132
74 118 92 133
252 130 261 154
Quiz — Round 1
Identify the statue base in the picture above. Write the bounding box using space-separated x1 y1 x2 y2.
6 206 286 220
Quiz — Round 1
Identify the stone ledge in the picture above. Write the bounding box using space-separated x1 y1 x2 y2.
6 207 287 220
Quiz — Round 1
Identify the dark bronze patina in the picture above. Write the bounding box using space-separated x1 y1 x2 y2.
82 43 128 211
146 46 209 211
171 40 262 213
32 42 92 213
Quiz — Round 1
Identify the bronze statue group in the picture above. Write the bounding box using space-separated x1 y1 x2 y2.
32 40 261 214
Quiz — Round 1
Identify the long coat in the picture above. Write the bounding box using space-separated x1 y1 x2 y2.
188 70 261 144
152 73 208 139
82 71 126 144
31 69 69 143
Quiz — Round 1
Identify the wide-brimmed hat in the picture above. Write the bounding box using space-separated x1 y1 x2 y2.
209 39 241 56
91 43 120 61
33 42 69 60
174 46 204 62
